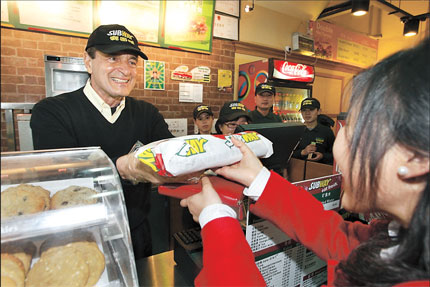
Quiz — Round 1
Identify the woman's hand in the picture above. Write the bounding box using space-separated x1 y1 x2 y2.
215 137 264 187
180 177 222 222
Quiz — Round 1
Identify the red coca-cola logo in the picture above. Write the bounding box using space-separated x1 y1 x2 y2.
273 60 314 82
281 62 308 77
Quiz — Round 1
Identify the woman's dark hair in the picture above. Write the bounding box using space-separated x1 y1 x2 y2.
335 38 430 285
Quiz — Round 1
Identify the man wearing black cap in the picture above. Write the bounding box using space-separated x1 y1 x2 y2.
249 83 283 124
292 97 335 164
31 24 174 259
215 101 251 135
193 104 214 134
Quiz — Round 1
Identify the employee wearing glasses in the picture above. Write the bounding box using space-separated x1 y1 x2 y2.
215 101 251 135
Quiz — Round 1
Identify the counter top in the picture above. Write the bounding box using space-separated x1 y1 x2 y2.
136 250 193 286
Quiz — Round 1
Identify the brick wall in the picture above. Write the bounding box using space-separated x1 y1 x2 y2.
1 27 235 152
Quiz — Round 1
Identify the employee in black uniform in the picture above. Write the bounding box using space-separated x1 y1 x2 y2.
292 98 335 164
30 24 174 259
193 104 214 135
249 83 283 124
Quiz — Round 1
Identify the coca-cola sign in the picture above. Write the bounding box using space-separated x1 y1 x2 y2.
272 60 314 82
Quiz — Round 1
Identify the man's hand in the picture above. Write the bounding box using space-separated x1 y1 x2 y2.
116 153 203 185
308 151 323 161
301 143 317 156
180 177 222 222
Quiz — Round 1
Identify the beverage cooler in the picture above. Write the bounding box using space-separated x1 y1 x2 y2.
238 58 314 122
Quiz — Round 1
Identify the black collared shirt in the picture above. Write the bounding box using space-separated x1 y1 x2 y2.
292 123 335 164
249 109 283 124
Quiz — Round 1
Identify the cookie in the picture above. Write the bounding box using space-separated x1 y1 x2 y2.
1 254 25 287
25 245 89 287
68 242 105 286
1 185 48 219
1 276 18 287
50 186 98 210
39 231 95 255
2 242 36 274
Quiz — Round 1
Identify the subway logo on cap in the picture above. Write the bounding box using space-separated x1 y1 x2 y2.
197 105 209 112
107 29 135 45
229 102 246 111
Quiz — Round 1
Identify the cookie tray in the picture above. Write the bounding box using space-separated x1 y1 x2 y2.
1 203 108 243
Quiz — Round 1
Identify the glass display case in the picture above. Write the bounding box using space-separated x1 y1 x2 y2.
1 147 138 287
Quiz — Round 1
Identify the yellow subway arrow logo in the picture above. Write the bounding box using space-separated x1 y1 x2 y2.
137 148 159 172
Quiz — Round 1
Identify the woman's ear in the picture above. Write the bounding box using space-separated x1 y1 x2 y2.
398 155 429 180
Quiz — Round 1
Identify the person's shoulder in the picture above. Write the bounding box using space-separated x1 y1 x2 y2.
249 109 259 117
34 88 84 108
272 112 283 121
317 123 334 132
126 97 154 108
126 97 162 114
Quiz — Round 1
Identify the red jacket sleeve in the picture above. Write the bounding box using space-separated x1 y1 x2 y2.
195 217 266 287
250 171 372 262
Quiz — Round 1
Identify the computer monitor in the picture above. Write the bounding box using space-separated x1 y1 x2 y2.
239 122 305 174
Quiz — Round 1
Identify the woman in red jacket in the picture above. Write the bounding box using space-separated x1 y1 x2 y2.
181 39 430 286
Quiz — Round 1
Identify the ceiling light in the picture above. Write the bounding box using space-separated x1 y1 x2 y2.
245 0 254 13
351 0 369 16
403 18 419 37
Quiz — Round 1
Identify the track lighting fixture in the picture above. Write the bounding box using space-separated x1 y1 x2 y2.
245 0 254 13
351 0 369 16
403 18 419 37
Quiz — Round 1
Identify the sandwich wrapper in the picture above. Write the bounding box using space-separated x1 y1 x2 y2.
134 131 273 220
134 131 273 177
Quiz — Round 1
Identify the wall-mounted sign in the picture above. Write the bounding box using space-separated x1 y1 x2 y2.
1 1 10 22
270 59 315 83
144 60 165 90
171 65 211 83
164 1 214 53
309 20 378 68
214 13 239 41
98 1 160 44
218 69 232 91
179 83 203 103
215 0 240 17
17 1 93 34
1 1 214 54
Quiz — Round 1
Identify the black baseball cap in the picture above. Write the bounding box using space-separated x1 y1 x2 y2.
255 83 276 96
193 105 213 119
219 101 250 122
85 24 148 60
300 98 320 110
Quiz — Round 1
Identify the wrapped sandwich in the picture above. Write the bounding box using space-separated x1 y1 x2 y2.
134 132 273 177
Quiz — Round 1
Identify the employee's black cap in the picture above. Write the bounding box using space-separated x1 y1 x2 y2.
85 24 148 60
219 101 250 122
300 98 320 110
193 105 213 119
255 83 276 96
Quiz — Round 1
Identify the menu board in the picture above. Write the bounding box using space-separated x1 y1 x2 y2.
163 1 214 52
17 1 93 34
246 174 342 286
1 0 214 54
309 20 378 68
1 1 9 23
97 1 160 44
